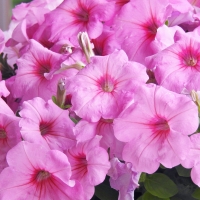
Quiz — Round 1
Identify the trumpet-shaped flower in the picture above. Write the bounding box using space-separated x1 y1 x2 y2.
0 141 85 200
114 84 198 173
0 112 21 173
114 0 172 63
65 136 110 198
146 31 200 93
68 50 148 122
14 39 75 101
45 0 115 42
19 97 76 151
108 157 141 200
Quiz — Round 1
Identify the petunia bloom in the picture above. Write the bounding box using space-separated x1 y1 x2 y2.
0 141 85 200
146 30 200 93
0 100 21 172
45 0 115 42
114 84 198 173
14 39 76 101
114 0 172 63
19 97 76 151
65 136 110 198
67 50 148 122
108 157 141 200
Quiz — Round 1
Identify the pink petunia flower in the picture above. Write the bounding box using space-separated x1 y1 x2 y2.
114 84 198 173
19 97 76 151
146 30 200 93
0 104 21 172
67 50 148 122
14 39 76 101
108 157 141 200
65 136 110 198
0 141 85 200
45 0 115 43
114 0 172 63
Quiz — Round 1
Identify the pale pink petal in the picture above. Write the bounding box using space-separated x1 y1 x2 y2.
114 0 172 63
68 50 148 122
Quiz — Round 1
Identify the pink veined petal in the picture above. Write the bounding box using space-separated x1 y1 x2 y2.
158 130 190 168
114 0 172 63
0 81 10 97
0 141 86 200
68 50 148 122
147 31 200 93
45 0 115 42
181 133 200 168
122 133 161 173
74 118 125 160
108 157 141 200
14 39 72 101
114 84 198 173
20 97 76 151
0 113 21 173
65 136 110 186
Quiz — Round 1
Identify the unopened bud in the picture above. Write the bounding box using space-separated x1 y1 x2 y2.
190 90 200 116
56 78 66 107
78 32 94 63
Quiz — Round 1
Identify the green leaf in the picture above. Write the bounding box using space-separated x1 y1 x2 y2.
95 183 118 200
170 197 183 200
137 196 143 200
192 188 200 199
139 172 146 183
175 165 191 177
142 192 170 200
144 173 178 198
160 164 166 169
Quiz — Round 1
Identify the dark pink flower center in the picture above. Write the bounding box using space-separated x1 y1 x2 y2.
102 81 114 92
143 19 158 37
150 118 170 135
39 122 51 136
74 2 90 23
0 128 6 139
185 56 197 67
99 76 115 93
39 65 50 75
180 45 200 67
36 170 51 182
70 153 88 179
77 10 89 21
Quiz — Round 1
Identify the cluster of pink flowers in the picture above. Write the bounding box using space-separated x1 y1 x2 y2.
0 0 200 199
